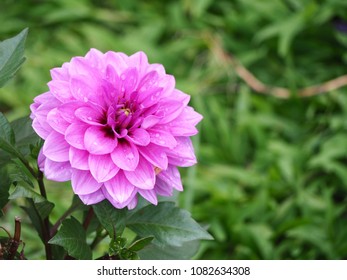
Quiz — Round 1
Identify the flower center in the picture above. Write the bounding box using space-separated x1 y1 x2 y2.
121 107 131 116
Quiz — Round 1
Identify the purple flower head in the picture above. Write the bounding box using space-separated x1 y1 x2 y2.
30 49 202 209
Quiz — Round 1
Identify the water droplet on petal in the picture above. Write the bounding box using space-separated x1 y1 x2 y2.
126 153 134 160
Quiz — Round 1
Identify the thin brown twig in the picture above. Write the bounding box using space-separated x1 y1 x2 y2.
83 207 94 231
206 34 347 99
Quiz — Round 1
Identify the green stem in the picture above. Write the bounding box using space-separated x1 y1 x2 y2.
36 170 52 260
83 207 94 230
50 201 81 237
90 231 108 250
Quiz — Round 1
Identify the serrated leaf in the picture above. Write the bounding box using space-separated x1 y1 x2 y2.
126 202 213 247
93 200 127 238
128 236 154 252
138 240 200 260
0 28 28 88
49 216 92 260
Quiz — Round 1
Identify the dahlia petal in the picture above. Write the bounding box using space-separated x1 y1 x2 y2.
103 171 135 204
158 74 175 98
148 129 177 149
50 65 69 81
128 51 149 78
69 147 89 170
126 196 138 210
43 131 70 162
137 71 159 95
69 57 102 79
168 107 203 136
141 115 161 129
138 189 158 205
105 51 128 75
105 65 122 97
124 157 155 189
127 128 150 146
122 67 138 97
65 123 89 149
38 148 45 171
111 140 139 171
84 126 117 155
139 87 163 108
79 189 105 205
47 108 70 134
32 118 51 139
71 169 102 195
70 77 94 102
89 154 119 183
172 89 191 106
155 177 174 196
158 165 183 191
75 106 104 126
146 63 166 77
156 100 184 124
166 137 197 167
58 102 83 123
48 80 73 102
85 48 105 70
31 92 57 110
44 159 72 182
139 143 168 170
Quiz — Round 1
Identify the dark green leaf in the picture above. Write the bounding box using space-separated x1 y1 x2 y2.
0 28 28 87
138 240 200 260
11 117 40 157
0 167 11 217
49 216 92 260
0 115 26 160
9 161 35 188
9 184 45 203
128 236 154 252
21 204 44 241
93 200 127 238
11 184 54 219
0 112 15 146
126 202 213 247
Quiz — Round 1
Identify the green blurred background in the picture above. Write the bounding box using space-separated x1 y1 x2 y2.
2 0 347 259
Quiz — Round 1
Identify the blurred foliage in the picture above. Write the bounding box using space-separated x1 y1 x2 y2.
1 0 347 259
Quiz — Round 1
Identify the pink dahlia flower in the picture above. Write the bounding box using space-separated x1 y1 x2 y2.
30 49 202 209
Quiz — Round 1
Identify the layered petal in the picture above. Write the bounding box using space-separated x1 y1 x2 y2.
111 140 139 171
71 169 102 195
44 159 72 182
166 137 197 167
104 171 135 204
89 154 119 182
30 48 202 209
124 156 156 189
79 189 105 205
43 131 70 162
139 143 168 170
69 147 89 170
65 123 89 149
84 126 117 155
